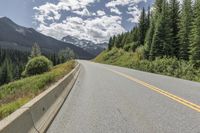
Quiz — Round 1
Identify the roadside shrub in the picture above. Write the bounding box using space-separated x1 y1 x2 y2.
95 48 200 82
24 56 52 76
123 42 139 52
131 57 200 81
133 46 146 61
131 42 139 52
58 48 76 63
123 43 132 52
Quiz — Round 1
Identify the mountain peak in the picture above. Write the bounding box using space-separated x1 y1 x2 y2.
62 35 107 56
0 16 21 29
0 16 13 23
0 17 93 59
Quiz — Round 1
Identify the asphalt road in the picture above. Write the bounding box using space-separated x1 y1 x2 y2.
47 60 200 133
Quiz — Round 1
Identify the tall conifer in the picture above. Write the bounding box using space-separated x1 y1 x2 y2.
189 0 200 66
178 0 192 60
169 0 180 57
151 0 173 58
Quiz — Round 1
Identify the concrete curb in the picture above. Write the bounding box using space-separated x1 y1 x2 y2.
0 62 80 133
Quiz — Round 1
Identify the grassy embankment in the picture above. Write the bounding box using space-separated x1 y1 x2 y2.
95 48 200 82
0 60 75 120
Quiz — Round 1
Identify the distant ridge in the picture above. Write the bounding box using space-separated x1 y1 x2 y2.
0 17 93 59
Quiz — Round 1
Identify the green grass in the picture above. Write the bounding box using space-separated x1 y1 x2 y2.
95 48 200 82
0 97 30 119
0 60 75 120
95 48 134 67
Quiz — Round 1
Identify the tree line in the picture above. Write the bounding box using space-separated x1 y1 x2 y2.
0 44 75 86
0 48 29 85
108 0 200 66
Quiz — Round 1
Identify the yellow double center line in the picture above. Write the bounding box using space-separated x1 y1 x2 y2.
106 68 200 112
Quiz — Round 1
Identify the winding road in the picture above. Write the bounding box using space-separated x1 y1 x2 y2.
47 60 200 133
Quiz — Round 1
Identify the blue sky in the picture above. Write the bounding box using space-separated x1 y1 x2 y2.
0 0 154 43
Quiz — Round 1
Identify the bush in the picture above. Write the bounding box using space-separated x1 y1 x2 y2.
132 57 200 81
58 48 76 63
131 42 139 52
95 48 200 82
24 56 52 76
133 46 146 61
123 44 132 52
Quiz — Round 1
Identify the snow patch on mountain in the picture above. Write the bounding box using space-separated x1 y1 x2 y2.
62 35 107 56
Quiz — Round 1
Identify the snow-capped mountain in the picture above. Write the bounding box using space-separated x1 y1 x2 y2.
62 35 107 56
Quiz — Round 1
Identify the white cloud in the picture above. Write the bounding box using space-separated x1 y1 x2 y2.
33 0 148 43
105 0 146 22
34 2 63 24
106 0 146 8
34 0 96 23
127 5 141 23
110 7 122 15
37 15 126 43
58 0 97 10
97 10 106 16
73 8 91 16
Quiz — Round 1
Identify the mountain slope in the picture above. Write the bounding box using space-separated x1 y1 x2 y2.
62 35 107 56
0 17 93 59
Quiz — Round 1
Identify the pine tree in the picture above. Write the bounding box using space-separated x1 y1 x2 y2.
154 0 164 19
121 34 127 47
146 6 151 28
112 35 116 47
151 0 173 58
52 53 58 66
115 34 124 48
131 27 139 43
0 67 2 85
145 14 155 59
125 32 133 44
138 7 147 45
0 57 13 85
145 0 164 59
189 0 200 66
178 0 192 60
108 37 113 50
169 0 180 57
30 43 41 58
14 65 20 80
